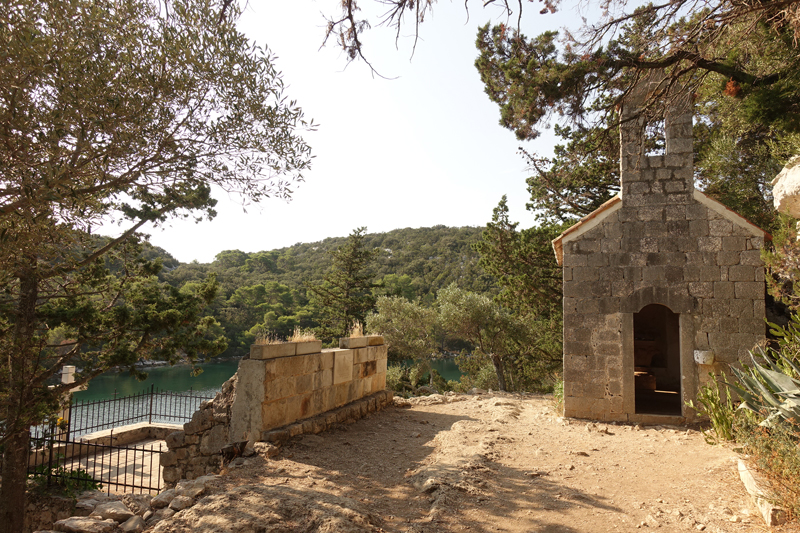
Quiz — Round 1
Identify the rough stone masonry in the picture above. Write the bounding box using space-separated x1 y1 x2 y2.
552 72 768 424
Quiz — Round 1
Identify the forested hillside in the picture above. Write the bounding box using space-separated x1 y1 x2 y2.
156 226 494 357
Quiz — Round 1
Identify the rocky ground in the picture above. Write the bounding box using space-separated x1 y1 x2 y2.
145 391 799 533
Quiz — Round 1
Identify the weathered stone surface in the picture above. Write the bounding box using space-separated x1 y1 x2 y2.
168 495 194 511
93 501 133 522
74 500 96 517
162 466 180 484
183 408 213 435
332 349 354 385
159 450 177 467
228 359 266 445
339 336 367 349
295 340 322 355
121 494 151 517
53 517 118 533
119 515 145 533
199 424 227 455
170 337 389 485
251 342 296 360
772 155 800 218
146 508 175 527
175 479 206 499
165 431 184 449
253 441 280 458
150 489 176 509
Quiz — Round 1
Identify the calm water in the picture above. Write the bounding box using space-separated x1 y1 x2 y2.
400 358 462 381
72 359 241 403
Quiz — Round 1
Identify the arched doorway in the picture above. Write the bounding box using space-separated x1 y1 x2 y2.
633 304 682 415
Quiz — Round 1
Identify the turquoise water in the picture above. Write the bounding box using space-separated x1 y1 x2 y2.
72 359 241 403
400 358 463 382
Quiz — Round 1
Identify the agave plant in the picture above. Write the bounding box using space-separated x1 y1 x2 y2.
728 346 800 427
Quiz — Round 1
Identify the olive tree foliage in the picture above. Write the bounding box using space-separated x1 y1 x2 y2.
437 283 525 392
0 0 312 529
366 296 438 361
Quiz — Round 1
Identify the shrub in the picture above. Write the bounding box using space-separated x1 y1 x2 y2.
453 362 499 391
734 414 800 519
29 462 102 498
385 361 449 397
552 378 564 414
385 364 408 395
686 373 737 443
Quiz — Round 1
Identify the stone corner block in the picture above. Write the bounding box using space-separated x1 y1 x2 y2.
339 337 368 349
366 335 384 346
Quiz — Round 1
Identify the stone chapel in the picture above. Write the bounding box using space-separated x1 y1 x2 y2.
552 74 769 424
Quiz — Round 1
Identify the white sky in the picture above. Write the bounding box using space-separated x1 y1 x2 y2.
140 0 583 263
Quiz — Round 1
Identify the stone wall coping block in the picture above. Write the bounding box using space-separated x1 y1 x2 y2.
251 342 296 360
339 337 368 349
295 340 323 355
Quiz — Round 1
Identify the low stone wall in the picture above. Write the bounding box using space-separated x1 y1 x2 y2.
230 336 388 443
28 422 182 468
162 336 390 484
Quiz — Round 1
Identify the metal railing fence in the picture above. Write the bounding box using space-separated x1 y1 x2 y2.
28 435 165 494
31 384 215 440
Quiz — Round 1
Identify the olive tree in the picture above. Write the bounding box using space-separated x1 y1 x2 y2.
0 0 312 529
367 296 438 361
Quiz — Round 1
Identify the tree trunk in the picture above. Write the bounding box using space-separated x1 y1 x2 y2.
490 353 507 392
0 429 31 533
0 262 39 533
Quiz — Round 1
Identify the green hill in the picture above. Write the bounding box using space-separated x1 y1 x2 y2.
159 226 495 357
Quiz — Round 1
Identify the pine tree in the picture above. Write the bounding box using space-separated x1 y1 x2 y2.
307 228 379 342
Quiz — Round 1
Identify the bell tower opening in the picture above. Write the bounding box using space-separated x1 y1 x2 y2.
633 304 682 415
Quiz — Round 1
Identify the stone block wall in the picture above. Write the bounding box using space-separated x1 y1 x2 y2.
163 336 389 483
229 335 388 444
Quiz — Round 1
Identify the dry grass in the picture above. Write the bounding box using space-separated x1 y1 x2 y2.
254 334 280 345
254 329 283 345
348 321 364 338
289 326 317 342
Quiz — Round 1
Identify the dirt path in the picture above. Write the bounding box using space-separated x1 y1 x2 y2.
152 392 799 533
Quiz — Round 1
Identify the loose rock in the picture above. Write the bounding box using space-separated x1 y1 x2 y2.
53 517 119 533
150 489 176 509
93 501 133 522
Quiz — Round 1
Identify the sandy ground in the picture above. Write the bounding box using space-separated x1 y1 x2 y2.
152 392 800 533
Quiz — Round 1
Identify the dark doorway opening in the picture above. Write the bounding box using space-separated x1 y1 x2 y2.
633 304 681 415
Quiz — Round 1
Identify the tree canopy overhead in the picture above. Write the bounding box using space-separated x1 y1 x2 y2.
316 1 800 234
324 0 800 129
0 0 313 529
